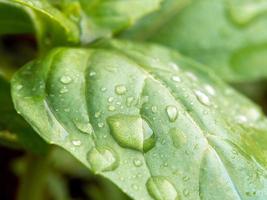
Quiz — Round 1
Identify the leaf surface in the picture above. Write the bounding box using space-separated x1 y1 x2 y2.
12 40 267 199
122 0 267 82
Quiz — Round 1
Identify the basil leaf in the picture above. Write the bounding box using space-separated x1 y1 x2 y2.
123 0 267 82
12 40 267 199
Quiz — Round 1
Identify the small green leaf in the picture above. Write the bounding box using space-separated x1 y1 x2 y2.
123 0 267 82
12 40 267 199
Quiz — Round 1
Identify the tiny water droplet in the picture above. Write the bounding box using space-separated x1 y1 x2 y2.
151 106 158 113
194 90 211 106
108 105 116 111
132 184 139 190
133 159 143 167
107 114 155 152
16 84 23 90
72 140 81 146
94 112 101 118
89 71 96 76
236 115 248 123
60 87 69 94
168 62 180 71
146 177 178 200
169 128 187 148
115 85 127 95
204 84 215 96
87 147 119 173
98 122 104 128
60 75 72 84
101 87 107 92
172 76 181 82
166 105 178 122
108 97 114 102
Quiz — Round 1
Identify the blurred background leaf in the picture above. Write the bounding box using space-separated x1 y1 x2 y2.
122 0 267 82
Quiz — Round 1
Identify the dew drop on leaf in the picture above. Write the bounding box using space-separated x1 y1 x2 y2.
194 90 211 106
108 97 114 102
169 128 187 148
72 140 81 146
60 87 69 94
204 84 216 96
108 105 116 111
115 85 127 95
146 176 178 200
87 147 119 173
107 114 155 152
151 106 158 113
60 75 72 84
133 158 143 167
172 76 181 82
74 121 93 135
166 105 178 122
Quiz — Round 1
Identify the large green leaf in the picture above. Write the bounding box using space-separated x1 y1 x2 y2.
122 0 267 82
12 40 267 199
1 0 162 47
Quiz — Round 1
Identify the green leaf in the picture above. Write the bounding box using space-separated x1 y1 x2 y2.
1 0 162 47
0 76 48 153
12 40 267 199
122 0 267 82
0 1 34 35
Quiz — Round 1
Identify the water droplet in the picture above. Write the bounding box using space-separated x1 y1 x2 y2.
72 140 81 146
204 84 215 96
146 177 178 200
168 62 180 71
108 97 114 102
107 114 155 152
132 184 139 190
94 112 101 118
151 106 158 113
236 115 248 123
16 84 23 90
108 105 116 111
115 85 127 95
101 87 107 92
133 159 143 167
172 76 181 82
60 75 72 84
169 128 187 148
89 71 96 76
98 122 104 128
74 121 93 135
166 105 178 122
87 147 119 173
60 87 69 94
194 90 211 106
